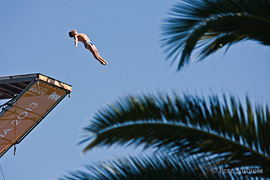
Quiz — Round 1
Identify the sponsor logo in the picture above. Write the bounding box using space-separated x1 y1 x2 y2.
29 85 49 96
47 92 61 101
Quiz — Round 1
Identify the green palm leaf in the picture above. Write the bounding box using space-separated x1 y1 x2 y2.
60 153 245 180
161 0 270 70
81 93 270 176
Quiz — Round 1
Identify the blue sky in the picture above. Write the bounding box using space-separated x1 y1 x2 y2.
1 0 270 179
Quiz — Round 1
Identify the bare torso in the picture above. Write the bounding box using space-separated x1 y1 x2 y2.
76 33 91 44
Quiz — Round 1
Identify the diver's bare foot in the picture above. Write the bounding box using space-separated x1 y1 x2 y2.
100 60 108 65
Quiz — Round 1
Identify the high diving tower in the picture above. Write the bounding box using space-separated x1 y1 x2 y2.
0 73 72 157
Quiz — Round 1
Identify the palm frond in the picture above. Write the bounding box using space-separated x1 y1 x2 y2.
161 0 270 70
81 92 270 174
59 153 245 180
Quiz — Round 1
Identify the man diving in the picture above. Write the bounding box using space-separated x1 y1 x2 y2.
69 30 108 65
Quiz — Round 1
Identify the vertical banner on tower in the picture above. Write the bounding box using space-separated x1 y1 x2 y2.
0 81 67 155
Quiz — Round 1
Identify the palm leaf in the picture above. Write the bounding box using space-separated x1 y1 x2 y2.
80 92 270 176
59 153 246 180
161 0 270 70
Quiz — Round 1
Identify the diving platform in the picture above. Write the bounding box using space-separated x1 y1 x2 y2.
0 73 72 157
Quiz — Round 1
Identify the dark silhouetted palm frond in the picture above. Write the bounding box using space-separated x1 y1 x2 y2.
161 0 270 70
60 153 249 180
80 92 270 177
